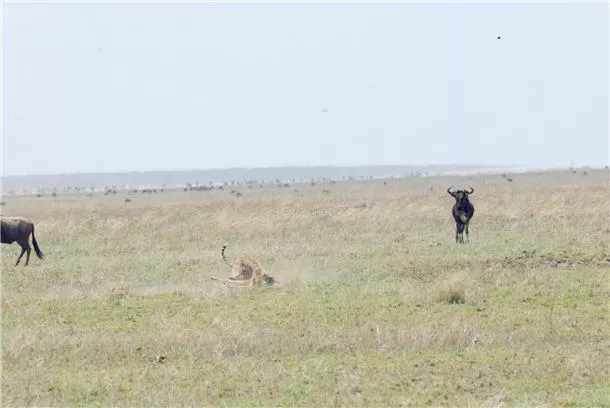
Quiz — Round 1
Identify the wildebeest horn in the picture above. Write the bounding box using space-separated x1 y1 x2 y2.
467 186 474 194
447 186 455 195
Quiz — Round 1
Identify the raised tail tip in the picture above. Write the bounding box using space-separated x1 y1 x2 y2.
263 274 276 285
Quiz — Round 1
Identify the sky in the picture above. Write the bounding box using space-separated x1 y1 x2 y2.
2 1 608 176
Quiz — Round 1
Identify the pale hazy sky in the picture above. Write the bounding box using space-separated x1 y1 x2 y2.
2 1 608 176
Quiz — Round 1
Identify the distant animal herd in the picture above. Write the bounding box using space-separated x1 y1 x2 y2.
1 185 475 285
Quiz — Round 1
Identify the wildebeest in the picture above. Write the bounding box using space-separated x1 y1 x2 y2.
447 186 475 244
1 217 44 266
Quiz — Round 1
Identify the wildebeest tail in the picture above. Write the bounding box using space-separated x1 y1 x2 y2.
31 225 44 259
221 244 231 267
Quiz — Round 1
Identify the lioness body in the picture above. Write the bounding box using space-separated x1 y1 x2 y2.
221 244 275 287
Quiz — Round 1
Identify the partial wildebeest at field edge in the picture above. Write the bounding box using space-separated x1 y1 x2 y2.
1 216 45 266
447 186 475 244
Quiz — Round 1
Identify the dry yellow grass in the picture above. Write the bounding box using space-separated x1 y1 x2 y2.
1 168 609 407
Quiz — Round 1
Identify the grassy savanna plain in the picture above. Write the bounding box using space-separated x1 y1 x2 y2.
2 169 609 407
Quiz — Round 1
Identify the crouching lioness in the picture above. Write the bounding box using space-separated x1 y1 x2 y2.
220 244 276 287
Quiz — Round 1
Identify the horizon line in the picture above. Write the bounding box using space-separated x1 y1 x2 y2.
0 162 530 178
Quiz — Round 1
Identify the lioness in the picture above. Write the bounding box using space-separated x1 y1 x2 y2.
221 244 275 287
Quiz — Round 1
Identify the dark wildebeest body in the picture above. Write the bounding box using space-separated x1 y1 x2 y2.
1 217 44 266
447 187 475 244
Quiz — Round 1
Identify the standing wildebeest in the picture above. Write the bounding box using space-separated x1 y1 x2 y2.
1 217 44 266
447 186 475 244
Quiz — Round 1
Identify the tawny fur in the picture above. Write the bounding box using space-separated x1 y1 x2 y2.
221 244 275 287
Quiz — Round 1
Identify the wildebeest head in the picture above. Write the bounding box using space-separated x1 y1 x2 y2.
447 186 474 205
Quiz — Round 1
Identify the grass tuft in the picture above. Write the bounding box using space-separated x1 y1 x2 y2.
107 281 129 301
438 284 466 304
436 274 467 304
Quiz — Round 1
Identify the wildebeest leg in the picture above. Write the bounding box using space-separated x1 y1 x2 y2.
16 239 32 266
15 245 27 266
465 219 470 244
456 222 465 244
25 246 32 266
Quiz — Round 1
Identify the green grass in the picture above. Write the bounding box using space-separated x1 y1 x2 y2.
2 169 609 407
